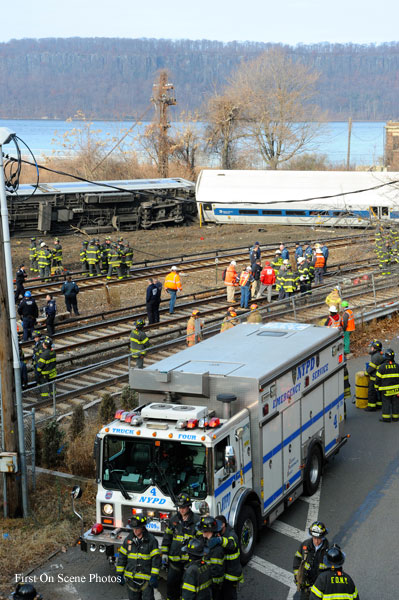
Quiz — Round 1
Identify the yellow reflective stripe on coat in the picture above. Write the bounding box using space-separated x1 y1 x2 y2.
119 546 127 555
115 566 124 572
124 571 150 581
224 551 240 560
126 553 152 560
182 583 196 592
225 573 243 582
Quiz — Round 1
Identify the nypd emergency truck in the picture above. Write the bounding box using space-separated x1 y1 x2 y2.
79 322 347 563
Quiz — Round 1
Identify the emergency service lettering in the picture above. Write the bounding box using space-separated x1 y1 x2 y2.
273 383 301 409
312 363 329 381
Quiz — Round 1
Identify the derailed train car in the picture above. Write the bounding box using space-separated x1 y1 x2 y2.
6 177 196 235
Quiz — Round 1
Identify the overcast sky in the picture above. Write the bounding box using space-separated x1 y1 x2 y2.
1 0 398 45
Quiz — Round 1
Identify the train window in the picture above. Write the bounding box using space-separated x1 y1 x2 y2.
262 210 282 215
381 207 389 216
239 209 259 215
309 210 323 216
286 210 307 216
203 203 212 211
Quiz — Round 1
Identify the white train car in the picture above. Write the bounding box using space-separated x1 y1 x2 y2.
196 169 399 227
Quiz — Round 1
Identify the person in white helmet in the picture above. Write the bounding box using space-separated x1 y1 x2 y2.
224 260 239 303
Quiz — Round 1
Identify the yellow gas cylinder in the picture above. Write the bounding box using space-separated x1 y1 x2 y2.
355 371 369 409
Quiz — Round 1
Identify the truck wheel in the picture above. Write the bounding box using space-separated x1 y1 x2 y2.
237 505 257 564
303 444 322 496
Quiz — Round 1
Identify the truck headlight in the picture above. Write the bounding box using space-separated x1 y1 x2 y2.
102 503 114 515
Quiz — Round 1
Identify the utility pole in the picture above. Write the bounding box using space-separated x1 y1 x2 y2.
151 71 176 178
346 117 352 170
0 129 29 517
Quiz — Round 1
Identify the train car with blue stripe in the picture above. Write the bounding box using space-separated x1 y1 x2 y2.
81 321 347 565
196 169 399 227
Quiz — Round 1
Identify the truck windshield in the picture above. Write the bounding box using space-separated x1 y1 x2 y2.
102 436 208 499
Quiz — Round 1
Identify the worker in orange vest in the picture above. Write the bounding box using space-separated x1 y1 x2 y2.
164 266 182 314
341 300 355 355
323 305 342 328
239 265 253 309
314 250 326 285
186 309 203 346
224 260 239 303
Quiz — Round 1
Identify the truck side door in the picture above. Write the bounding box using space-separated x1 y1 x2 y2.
262 413 283 511
324 369 344 454
282 400 301 491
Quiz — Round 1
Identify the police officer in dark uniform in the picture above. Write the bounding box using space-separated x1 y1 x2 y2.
181 538 212 600
130 319 150 368
293 521 330 599
45 293 57 336
365 339 384 411
376 348 399 422
161 493 201 600
116 515 161 600
310 544 359 600
146 278 162 324
18 291 39 341
15 264 27 303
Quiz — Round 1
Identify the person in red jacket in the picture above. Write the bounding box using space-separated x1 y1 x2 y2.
257 261 276 302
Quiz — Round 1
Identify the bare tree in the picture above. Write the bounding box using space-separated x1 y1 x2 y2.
204 95 242 169
170 112 202 181
227 48 326 169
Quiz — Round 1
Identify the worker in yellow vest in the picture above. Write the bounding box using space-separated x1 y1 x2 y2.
341 301 355 355
186 310 204 346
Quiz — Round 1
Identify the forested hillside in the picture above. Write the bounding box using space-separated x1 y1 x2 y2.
1 37 399 120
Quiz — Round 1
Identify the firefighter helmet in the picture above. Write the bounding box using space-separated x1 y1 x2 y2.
182 537 206 557
130 515 147 529
370 339 382 351
33 330 41 338
384 348 395 361
250 304 258 310
197 516 222 533
135 319 145 330
13 583 42 600
323 544 345 568
176 492 191 508
192 309 199 316
308 521 328 538
31 237 36 242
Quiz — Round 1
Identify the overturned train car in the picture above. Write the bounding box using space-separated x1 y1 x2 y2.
7 177 196 235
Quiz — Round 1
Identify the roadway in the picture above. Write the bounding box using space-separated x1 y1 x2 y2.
18 348 399 599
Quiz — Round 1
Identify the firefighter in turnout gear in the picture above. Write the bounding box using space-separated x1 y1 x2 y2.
161 492 200 600
376 348 399 422
11 582 43 600
86 239 101 276
80 241 89 275
29 238 38 274
181 538 212 600
365 340 384 411
213 515 243 600
107 243 122 279
186 310 203 347
220 308 240 333
36 336 56 400
116 515 161 600
32 330 44 384
198 517 225 600
130 320 150 369
37 242 52 280
246 303 262 323
51 237 63 274
293 521 329 599
309 544 359 600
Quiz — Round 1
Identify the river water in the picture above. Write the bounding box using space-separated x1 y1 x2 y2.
0 119 385 167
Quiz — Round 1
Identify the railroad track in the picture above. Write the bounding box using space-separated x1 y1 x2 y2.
22 232 375 302
21 253 378 371
23 263 399 422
